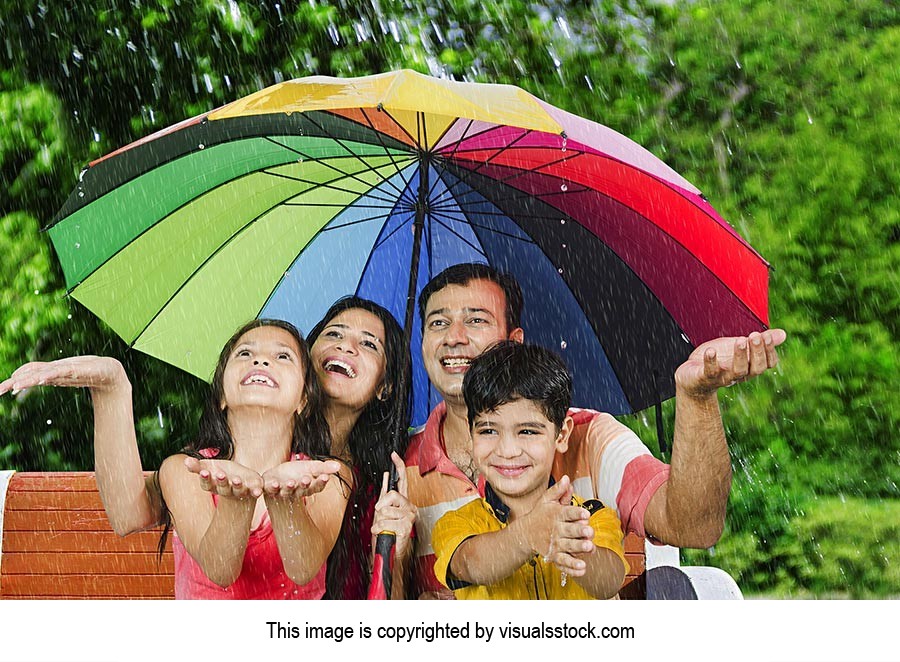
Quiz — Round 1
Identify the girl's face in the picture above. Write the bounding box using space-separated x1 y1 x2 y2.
311 308 388 412
220 325 307 416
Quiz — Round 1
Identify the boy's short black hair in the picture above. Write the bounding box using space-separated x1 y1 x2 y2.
418 263 524 332
463 341 572 430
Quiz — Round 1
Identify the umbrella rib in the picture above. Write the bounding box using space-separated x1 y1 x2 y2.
268 123 408 198
428 130 536 208
372 215 413 251
263 136 410 201
425 119 485 207
353 108 415 192
261 165 408 208
319 210 395 232
427 211 490 258
373 106 421 151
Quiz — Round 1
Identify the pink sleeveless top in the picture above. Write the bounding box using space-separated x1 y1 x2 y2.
172 450 327 600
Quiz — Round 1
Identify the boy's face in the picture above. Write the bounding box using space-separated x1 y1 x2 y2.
471 398 572 502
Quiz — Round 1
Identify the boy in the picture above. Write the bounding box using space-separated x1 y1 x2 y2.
431 341 628 599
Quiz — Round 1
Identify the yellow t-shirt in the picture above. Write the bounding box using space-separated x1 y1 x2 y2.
432 489 628 599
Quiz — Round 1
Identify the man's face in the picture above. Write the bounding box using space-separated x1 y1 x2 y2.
421 279 522 404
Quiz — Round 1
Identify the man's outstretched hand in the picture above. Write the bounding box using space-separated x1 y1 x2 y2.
675 329 786 398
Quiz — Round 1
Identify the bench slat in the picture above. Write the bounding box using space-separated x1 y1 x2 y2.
1 574 174 599
3 530 165 554
1 551 173 574
4 509 122 531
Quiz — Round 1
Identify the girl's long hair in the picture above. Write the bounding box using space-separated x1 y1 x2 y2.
307 296 412 599
158 319 332 556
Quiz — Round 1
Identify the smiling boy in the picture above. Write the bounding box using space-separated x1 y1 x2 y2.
431 342 627 600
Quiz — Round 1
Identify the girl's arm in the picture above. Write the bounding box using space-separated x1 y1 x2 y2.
158 455 260 587
370 453 417 599
0 357 162 535
262 460 350 585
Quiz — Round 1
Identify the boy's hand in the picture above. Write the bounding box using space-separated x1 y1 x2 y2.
184 458 263 500
548 506 595 577
521 475 573 558
262 459 343 500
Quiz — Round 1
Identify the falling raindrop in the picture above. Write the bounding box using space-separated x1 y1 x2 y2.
46 419 52 425
157 407 165 429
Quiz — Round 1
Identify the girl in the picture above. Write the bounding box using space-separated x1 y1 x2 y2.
158 319 349 598
1 298 417 599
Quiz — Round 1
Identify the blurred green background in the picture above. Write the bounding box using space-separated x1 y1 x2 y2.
1 0 897 597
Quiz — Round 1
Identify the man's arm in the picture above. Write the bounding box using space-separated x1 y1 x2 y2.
643 329 785 548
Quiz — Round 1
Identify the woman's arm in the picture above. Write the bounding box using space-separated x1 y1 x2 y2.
262 459 350 585
158 455 260 587
371 453 418 599
1 357 162 535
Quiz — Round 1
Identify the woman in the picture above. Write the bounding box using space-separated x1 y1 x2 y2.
0 296 417 599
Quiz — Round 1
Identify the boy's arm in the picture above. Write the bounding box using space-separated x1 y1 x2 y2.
263 460 350 586
0 357 163 535
442 479 573 587
551 505 627 599
159 455 259 587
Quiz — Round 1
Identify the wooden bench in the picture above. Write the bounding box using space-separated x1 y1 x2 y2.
0 471 649 599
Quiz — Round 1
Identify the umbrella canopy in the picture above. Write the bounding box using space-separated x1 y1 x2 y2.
49 69 770 425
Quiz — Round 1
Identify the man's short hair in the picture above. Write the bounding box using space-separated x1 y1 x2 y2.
463 341 572 430
418 263 524 331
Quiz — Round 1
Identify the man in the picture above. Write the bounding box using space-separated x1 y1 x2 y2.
403 263 785 598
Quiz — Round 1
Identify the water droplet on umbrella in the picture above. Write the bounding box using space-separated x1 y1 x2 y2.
560 219 566 225
560 183 568 191
75 243 81 248
560 341 567 349
198 143 205 149
78 190 85 197
558 268 563 274
562 243 567 249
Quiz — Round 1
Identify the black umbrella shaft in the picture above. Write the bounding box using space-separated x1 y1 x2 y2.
390 153 429 448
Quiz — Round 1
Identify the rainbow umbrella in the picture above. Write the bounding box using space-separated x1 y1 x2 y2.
49 69 770 426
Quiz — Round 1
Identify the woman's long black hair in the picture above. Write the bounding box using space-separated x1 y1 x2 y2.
307 296 412 599
158 319 332 555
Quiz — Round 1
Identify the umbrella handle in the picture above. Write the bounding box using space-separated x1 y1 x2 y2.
367 463 400 600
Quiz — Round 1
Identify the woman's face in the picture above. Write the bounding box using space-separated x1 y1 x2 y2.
220 325 306 416
311 308 388 412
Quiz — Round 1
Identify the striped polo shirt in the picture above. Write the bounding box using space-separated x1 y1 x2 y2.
404 401 669 598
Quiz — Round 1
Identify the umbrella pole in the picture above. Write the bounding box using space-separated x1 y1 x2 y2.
392 152 430 447
371 152 430 601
